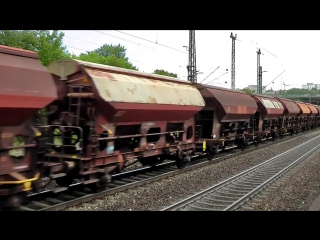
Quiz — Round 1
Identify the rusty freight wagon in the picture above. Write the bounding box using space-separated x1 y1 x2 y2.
275 97 301 136
305 103 318 130
249 94 284 141
193 84 258 159
313 105 320 128
42 59 205 190
295 101 311 132
0 45 57 207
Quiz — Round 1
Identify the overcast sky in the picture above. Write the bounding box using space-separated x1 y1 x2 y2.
61 30 320 91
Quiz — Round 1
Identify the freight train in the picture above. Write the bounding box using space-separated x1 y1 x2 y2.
1 45 320 208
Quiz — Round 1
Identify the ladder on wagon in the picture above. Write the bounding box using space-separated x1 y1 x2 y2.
65 84 100 160
66 85 94 126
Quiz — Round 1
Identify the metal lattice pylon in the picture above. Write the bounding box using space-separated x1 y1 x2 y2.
230 32 237 89
187 30 197 83
257 49 261 94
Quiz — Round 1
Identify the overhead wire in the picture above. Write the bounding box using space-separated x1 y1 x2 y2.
67 31 295 84
200 66 220 83
64 35 144 57
114 30 187 54
66 31 225 78
205 71 229 85
262 70 286 91
94 30 157 51
113 30 210 62
63 34 193 77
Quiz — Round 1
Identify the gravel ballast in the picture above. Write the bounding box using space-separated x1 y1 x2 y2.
249 150 320 211
65 130 320 211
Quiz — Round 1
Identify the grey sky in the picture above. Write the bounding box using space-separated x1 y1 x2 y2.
61 30 319 90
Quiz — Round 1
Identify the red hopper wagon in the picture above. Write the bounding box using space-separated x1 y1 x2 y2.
0 45 57 207
42 59 205 190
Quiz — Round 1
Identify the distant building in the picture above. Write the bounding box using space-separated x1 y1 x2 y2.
247 85 266 93
301 83 320 90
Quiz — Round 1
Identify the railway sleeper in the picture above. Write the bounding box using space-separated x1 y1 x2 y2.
120 178 137 183
203 196 235 203
189 203 222 211
198 200 231 208
83 179 100 185
19 206 35 211
235 179 262 186
249 176 273 181
52 187 68 194
144 172 160 177
220 189 249 194
112 180 129 185
59 194 77 201
129 176 146 181
105 183 122 188
239 179 265 184
205 194 240 200
156 169 172 173
72 191 88 197
215 191 246 197
228 185 254 191
46 198 64 204
136 174 150 179
30 201 51 208
254 171 279 176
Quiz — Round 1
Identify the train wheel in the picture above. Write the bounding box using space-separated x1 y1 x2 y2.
84 173 110 193
1 192 26 210
271 132 276 142
239 142 244 151
56 176 74 187
206 149 215 161
32 178 45 193
176 157 186 169
257 136 262 143
55 168 78 187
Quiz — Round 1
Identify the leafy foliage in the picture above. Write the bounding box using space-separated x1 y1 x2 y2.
153 69 177 78
0 30 70 66
72 43 138 70
241 88 255 94
91 43 127 59
72 52 138 70
285 88 313 95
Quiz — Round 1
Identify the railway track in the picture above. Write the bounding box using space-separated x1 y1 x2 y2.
161 134 320 211
13 129 319 211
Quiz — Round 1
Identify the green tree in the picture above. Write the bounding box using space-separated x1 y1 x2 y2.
285 88 309 96
0 30 70 66
153 69 177 78
241 88 255 94
73 52 138 70
72 43 138 70
91 43 127 59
